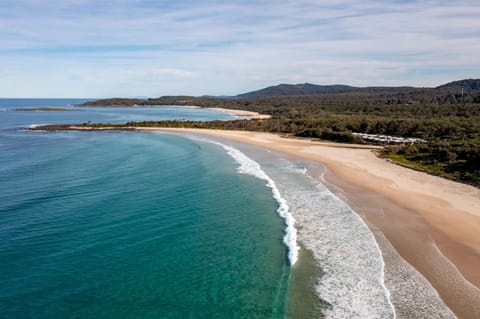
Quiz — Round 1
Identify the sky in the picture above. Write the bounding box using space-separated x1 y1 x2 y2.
1 0 479 97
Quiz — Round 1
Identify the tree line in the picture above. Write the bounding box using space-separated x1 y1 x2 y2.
78 87 480 186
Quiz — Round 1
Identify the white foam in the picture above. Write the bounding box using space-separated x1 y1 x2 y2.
211 141 299 266
186 136 395 316
376 230 458 318
263 159 396 318
162 133 462 317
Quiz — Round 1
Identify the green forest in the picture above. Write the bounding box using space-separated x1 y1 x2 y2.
73 79 480 186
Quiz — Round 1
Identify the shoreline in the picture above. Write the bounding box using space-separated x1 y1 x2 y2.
72 104 270 119
136 127 479 319
36 126 480 318
205 107 272 119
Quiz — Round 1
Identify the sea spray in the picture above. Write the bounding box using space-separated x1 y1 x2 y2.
210 141 299 266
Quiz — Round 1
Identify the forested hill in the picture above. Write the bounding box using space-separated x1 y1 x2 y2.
435 79 480 92
236 79 480 98
234 83 419 98
80 79 480 107
235 83 358 98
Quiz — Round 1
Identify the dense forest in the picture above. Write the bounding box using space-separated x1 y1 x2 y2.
74 79 480 186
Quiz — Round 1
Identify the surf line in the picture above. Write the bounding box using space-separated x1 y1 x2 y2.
211 141 299 266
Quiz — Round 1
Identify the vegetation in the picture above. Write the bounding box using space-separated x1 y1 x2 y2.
69 79 480 187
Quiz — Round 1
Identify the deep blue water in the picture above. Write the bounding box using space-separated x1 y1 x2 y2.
0 99 289 318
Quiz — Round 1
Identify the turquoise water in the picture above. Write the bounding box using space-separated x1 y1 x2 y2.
0 100 289 318
1 99 411 318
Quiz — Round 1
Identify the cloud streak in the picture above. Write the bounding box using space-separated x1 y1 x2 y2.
0 0 479 97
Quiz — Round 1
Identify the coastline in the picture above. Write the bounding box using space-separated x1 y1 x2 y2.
135 127 480 319
205 107 272 119
36 125 480 318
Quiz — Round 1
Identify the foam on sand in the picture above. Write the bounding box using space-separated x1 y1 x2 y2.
262 159 396 318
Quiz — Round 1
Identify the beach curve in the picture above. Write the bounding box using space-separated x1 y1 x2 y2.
136 127 480 319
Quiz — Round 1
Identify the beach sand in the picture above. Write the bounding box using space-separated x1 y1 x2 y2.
65 125 479 317
135 128 480 319
206 107 272 119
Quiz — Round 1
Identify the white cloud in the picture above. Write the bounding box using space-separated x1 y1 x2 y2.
0 0 479 97
145 68 195 79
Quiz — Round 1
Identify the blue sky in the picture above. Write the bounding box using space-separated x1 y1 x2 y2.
1 0 479 97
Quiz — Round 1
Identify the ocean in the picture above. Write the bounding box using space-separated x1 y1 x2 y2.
0 100 291 318
0 99 453 318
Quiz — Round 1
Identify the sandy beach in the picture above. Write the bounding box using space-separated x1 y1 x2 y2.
206 107 272 119
130 127 480 319
64 125 479 317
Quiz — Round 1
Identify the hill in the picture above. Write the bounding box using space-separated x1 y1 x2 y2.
435 79 480 92
235 80 480 99
235 83 357 98
79 79 480 107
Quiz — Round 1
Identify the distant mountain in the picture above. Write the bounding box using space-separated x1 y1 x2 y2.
435 79 480 92
234 80 480 99
200 95 233 99
235 83 358 98
128 95 150 99
79 79 480 107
